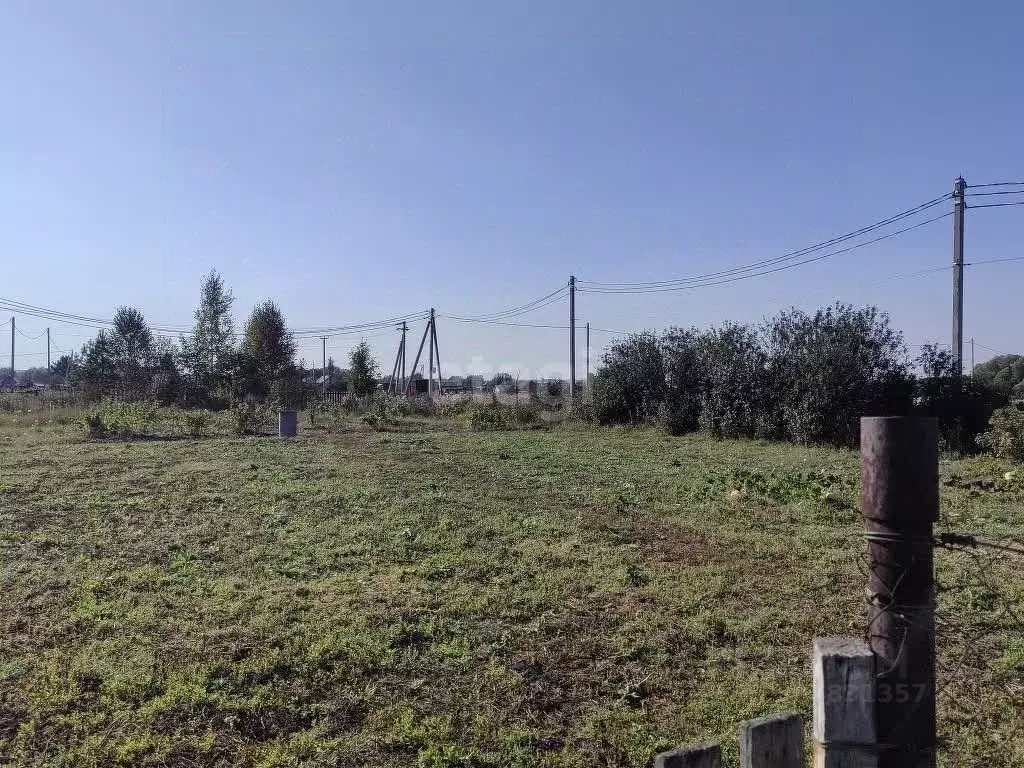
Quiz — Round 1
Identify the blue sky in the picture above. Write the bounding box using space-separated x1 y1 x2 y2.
1 1 1021 378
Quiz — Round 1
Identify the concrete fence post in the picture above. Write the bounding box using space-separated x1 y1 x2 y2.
740 712 803 768
813 636 877 768
653 742 722 768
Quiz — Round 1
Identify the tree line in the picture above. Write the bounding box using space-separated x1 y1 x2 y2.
588 302 1021 450
69 271 380 406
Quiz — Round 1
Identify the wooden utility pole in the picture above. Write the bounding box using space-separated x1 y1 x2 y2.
568 275 576 399
427 308 436 396
431 312 442 395
952 177 966 378
408 314 432 395
860 416 938 768
9 317 14 377
321 336 328 396
46 328 51 378
400 320 407 393
585 321 590 388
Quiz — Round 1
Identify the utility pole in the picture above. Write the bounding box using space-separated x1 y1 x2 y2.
9 317 14 377
952 176 966 379
428 308 436 396
400 320 407 394
431 313 442 395
321 336 327 396
568 276 576 399
585 321 590 389
971 337 975 378
47 328 51 377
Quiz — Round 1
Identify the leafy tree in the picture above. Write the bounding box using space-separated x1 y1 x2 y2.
659 327 702 434
973 354 1024 398
109 306 154 397
50 354 73 382
241 300 296 386
591 333 665 425
348 341 380 397
915 344 1007 452
489 372 514 390
694 322 768 439
762 304 912 446
75 331 117 401
180 270 236 400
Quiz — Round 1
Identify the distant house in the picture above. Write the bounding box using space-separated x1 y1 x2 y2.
0 375 32 392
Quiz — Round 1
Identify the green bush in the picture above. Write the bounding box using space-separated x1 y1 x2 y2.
178 410 211 437
82 412 108 438
437 394 472 419
467 401 540 431
977 406 1024 462
229 402 271 435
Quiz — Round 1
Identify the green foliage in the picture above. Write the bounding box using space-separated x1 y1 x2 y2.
763 304 912 446
349 341 380 397
694 322 768 439
467 401 540 430
916 344 1008 452
973 354 1024 399
81 412 107 438
79 402 158 438
178 410 211 437
591 333 665 425
239 300 297 399
977 406 1024 462
180 270 237 399
593 303 914 447
229 402 272 436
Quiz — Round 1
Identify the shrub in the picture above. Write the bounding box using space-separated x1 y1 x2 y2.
567 396 596 424
229 402 271 435
591 333 665 425
437 394 472 419
467 401 540 431
178 410 211 437
977 406 1024 462
82 412 108 438
695 322 767 439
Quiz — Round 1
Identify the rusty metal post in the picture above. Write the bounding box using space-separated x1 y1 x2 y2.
860 417 938 768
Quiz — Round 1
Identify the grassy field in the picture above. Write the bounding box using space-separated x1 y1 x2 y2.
1 414 1021 766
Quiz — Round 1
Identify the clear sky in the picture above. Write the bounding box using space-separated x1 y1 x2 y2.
1 1 1021 379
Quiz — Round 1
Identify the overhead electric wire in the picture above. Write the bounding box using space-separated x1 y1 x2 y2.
444 285 569 322
963 189 1024 197
14 326 48 341
579 193 951 289
578 211 953 294
966 256 1024 266
443 315 569 330
965 181 1024 189
967 201 1024 210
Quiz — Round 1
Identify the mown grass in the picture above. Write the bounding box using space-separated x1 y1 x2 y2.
0 416 1021 766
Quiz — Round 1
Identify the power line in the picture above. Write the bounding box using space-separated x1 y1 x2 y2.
963 189 1024 197
14 325 48 341
441 315 569 330
579 212 953 294
965 181 1024 188
579 193 950 289
444 286 568 322
967 201 1024 210
966 256 1024 266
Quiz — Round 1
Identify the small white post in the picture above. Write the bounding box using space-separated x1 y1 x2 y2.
813 636 877 768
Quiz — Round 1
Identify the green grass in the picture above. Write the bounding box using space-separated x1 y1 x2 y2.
0 417 1021 766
